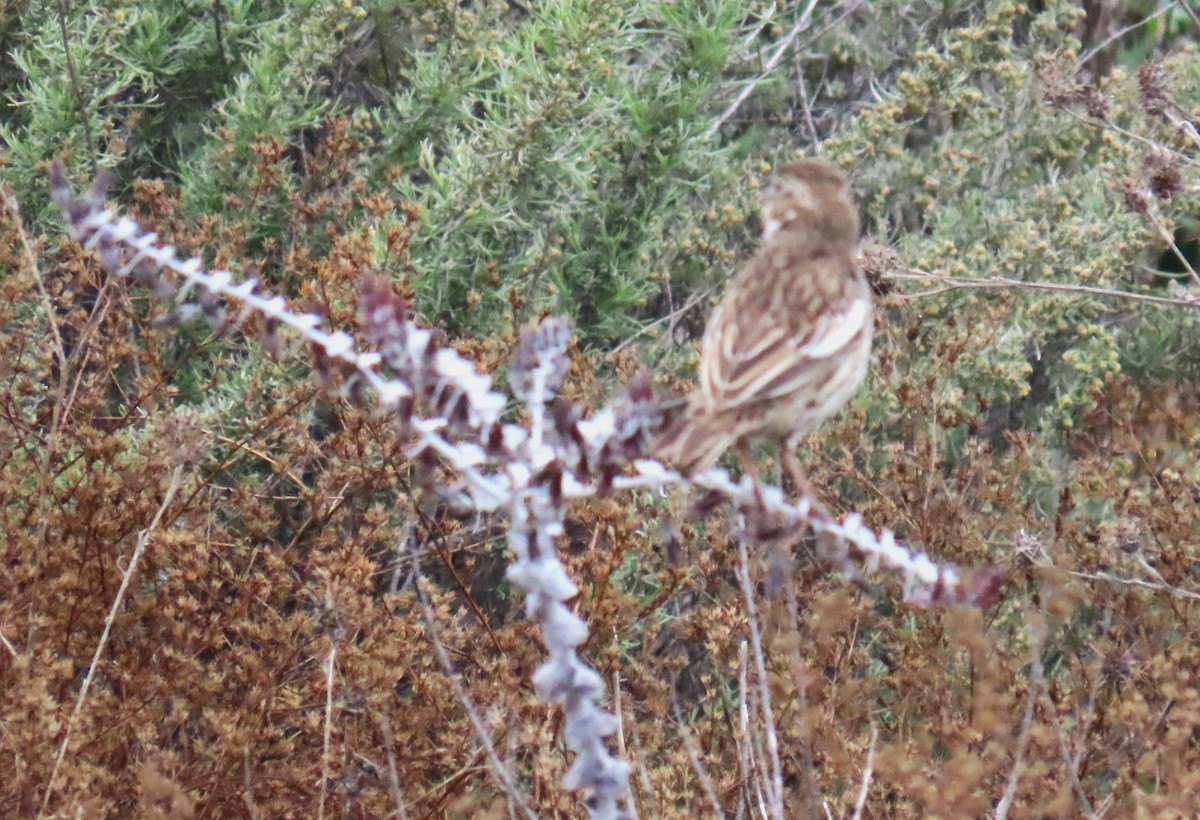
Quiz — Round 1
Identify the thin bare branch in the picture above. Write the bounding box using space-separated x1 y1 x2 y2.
996 613 1047 820
1178 0 1200 28
851 724 879 820
1069 570 1200 602
890 268 1199 310
671 696 725 818
375 711 411 820
40 465 186 815
737 640 771 818
706 0 822 139
1039 685 1097 819
610 651 641 820
1074 3 1176 69
411 569 537 819
737 540 784 820
243 745 262 820
318 637 337 820
1143 206 1200 287
1058 107 1200 169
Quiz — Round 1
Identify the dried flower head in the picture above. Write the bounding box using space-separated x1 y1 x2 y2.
1137 60 1175 120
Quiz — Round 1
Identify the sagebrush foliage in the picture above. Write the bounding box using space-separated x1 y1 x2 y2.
2 0 1199 816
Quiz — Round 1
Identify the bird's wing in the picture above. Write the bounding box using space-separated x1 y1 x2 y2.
700 296 870 412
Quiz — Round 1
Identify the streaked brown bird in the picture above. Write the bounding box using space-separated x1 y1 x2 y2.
657 160 872 499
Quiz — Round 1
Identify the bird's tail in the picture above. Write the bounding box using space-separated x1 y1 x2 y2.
654 400 737 476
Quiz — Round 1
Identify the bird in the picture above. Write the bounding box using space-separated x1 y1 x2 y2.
656 159 872 504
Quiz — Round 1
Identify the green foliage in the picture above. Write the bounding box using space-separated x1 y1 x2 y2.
820 1 1199 441
373 0 757 343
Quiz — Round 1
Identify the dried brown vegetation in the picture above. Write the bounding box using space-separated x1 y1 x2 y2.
3 0 1200 817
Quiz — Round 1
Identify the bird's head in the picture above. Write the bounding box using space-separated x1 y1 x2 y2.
761 160 859 245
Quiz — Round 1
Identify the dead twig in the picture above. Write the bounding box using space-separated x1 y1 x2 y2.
410 567 536 819
1068 569 1200 602
737 539 784 820
995 613 1048 820
851 724 879 820
890 268 1199 310
706 0 822 139
40 465 186 815
671 695 725 818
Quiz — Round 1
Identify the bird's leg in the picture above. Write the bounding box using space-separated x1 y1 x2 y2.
781 442 849 566
781 443 832 522
737 442 766 510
